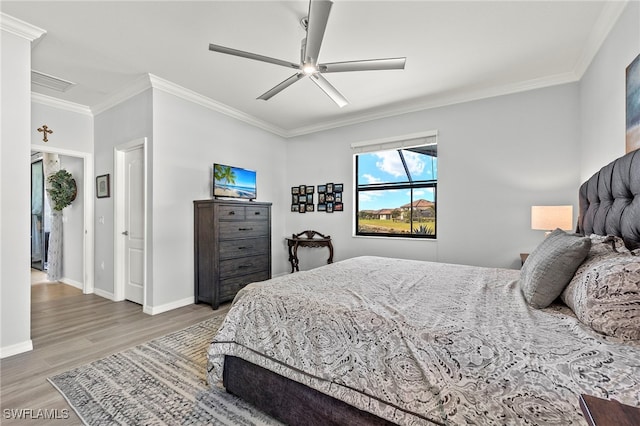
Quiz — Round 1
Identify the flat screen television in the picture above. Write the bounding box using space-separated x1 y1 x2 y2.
213 163 257 200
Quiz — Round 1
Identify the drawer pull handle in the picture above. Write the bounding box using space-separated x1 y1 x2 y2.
238 265 250 269
238 246 247 250
228 211 235 215
254 211 261 215
239 227 253 231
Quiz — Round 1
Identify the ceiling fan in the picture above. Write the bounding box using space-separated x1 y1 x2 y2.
208 0 406 108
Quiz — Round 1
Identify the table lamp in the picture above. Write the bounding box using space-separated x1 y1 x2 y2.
531 205 573 236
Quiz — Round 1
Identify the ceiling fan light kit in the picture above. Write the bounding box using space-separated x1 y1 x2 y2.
208 0 406 108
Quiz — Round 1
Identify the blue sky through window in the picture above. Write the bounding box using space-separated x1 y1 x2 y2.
357 147 437 211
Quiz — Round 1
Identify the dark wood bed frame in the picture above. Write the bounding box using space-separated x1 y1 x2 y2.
222 149 640 426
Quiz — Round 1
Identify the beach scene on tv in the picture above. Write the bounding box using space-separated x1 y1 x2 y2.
214 164 257 199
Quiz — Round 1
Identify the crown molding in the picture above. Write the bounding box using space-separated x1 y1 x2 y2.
33 66 580 139
31 92 92 116
287 71 579 137
91 73 288 137
147 74 288 137
573 1 628 79
91 74 152 115
0 13 45 41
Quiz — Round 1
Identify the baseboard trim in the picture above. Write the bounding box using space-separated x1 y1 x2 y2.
60 277 83 290
0 340 33 359
93 288 115 301
143 297 193 316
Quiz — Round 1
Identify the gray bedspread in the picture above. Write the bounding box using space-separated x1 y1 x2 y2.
207 256 640 425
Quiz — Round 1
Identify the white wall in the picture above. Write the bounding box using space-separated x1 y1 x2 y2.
31 100 93 153
92 85 288 312
31 100 93 289
0 22 42 358
93 89 153 298
151 88 288 308
286 83 581 270
579 1 640 180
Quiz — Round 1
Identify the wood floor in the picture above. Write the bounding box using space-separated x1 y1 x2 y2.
1 277 225 425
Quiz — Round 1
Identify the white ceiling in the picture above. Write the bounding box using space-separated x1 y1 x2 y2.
1 1 625 137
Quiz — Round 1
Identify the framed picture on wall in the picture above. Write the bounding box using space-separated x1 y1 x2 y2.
96 174 110 198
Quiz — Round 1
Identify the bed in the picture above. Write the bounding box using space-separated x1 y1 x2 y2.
206 150 640 425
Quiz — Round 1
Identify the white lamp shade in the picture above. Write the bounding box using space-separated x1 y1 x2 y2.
531 205 573 231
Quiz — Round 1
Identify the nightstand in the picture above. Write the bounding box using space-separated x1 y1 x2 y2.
579 394 640 426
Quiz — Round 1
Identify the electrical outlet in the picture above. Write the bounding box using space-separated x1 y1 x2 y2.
99 216 105 224
101 261 105 270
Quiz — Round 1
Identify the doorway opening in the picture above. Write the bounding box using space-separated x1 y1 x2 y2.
30 145 94 294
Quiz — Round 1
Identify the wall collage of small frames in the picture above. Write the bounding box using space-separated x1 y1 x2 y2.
291 183 343 213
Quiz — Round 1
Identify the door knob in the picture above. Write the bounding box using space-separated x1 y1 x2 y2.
122 230 129 236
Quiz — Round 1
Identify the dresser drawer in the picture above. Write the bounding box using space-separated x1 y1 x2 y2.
246 206 269 220
219 238 269 260
217 205 246 220
219 271 270 301
219 256 269 278
219 221 269 239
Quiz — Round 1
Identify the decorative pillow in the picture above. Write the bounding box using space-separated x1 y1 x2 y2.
520 228 591 309
561 242 640 340
588 234 629 254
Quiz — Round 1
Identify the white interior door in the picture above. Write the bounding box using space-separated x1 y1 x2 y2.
124 147 144 304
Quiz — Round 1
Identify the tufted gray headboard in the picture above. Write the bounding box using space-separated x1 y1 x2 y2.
577 149 640 250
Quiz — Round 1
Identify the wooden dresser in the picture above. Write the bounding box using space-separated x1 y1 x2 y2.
194 199 272 309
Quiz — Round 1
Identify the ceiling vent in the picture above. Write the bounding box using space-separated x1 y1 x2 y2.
31 70 75 92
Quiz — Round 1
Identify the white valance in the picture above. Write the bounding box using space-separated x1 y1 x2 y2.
350 130 438 154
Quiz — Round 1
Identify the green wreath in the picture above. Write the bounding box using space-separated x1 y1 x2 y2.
47 169 77 211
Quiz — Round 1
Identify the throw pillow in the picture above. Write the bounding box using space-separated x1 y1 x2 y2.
521 228 591 309
561 245 640 340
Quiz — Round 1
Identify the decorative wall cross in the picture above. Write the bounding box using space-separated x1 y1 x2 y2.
37 125 53 142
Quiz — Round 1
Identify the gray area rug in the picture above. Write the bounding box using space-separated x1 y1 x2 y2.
48 314 281 425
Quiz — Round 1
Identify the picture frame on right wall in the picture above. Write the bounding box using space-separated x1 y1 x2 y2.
626 53 640 153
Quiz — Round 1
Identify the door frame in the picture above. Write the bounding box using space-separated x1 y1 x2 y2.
30 144 95 294
114 138 148 309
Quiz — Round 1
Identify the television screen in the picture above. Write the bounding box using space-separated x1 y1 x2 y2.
213 163 257 200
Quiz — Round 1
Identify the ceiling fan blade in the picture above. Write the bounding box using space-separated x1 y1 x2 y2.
309 73 348 108
257 73 305 101
320 57 406 73
303 0 332 66
209 43 299 70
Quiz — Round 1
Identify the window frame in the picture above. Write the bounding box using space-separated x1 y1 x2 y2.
353 133 438 239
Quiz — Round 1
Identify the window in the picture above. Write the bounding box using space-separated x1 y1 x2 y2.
353 133 437 238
